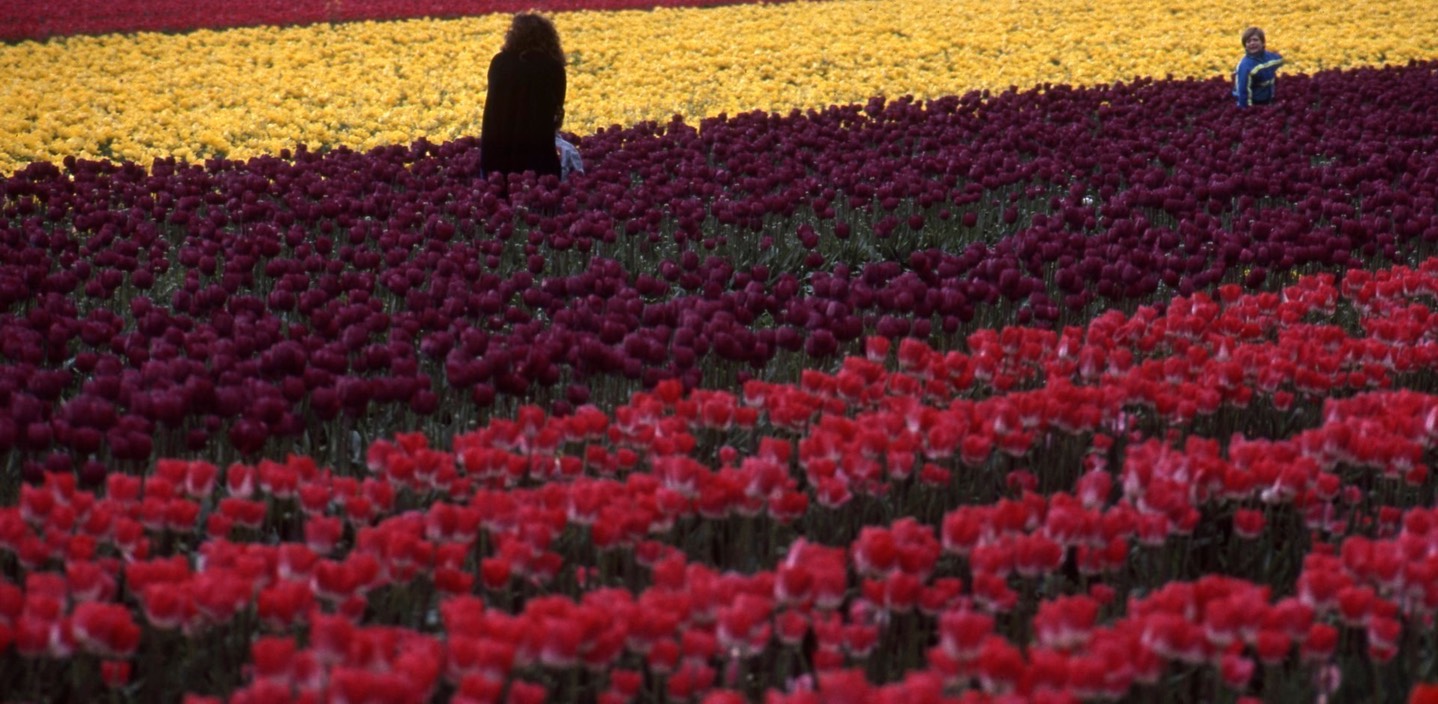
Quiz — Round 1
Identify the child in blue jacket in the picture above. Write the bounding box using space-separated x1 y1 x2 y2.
1233 27 1284 107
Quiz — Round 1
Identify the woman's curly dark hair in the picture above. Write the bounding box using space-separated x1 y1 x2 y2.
502 13 564 65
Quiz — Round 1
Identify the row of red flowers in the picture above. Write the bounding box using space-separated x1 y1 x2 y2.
2 63 1436 481
0 0 791 43
4 258 1438 701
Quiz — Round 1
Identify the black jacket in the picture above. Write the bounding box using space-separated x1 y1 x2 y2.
480 49 566 177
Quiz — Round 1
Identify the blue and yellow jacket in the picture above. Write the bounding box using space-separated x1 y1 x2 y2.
1233 51 1284 107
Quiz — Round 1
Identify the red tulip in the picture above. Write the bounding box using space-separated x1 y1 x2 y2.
72 602 140 657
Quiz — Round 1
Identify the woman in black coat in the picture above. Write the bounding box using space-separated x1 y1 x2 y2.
480 13 567 178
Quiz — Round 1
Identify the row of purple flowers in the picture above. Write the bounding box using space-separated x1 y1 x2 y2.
1 62 1436 477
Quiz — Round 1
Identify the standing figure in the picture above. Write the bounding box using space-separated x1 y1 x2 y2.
1233 27 1283 108
481 13 568 178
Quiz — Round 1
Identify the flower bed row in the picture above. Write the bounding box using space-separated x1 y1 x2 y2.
4 258 1438 701
2 62 1437 479
5 0 1436 173
0 0 788 43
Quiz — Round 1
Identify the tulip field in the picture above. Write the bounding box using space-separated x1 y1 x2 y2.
4 1 1438 702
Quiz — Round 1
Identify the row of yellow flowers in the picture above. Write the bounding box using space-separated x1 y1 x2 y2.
3 0 1436 175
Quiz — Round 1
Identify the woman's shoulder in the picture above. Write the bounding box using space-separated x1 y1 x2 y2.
491 49 562 70
526 50 565 69
488 49 564 85
493 49 531 65
488 50 516 73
